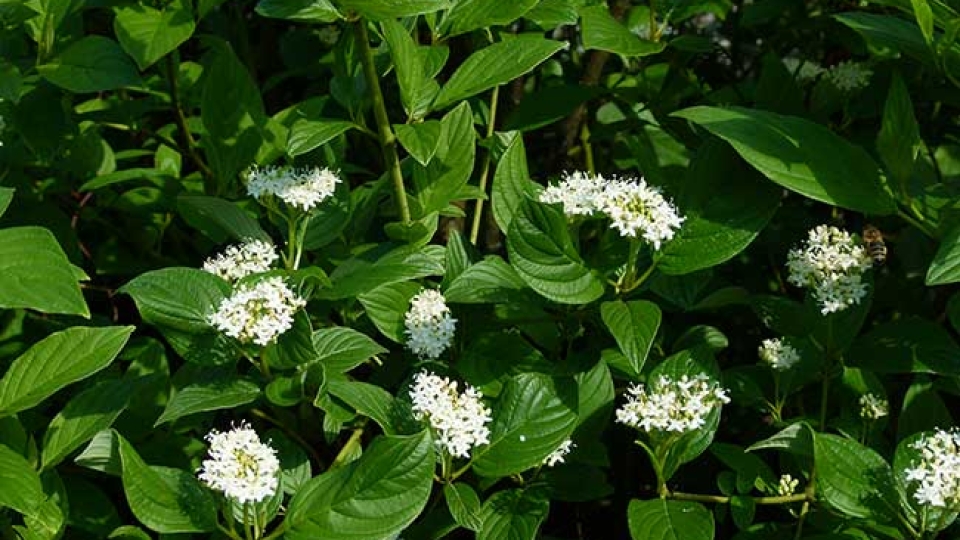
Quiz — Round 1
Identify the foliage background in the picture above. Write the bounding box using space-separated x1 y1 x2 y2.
3 0 960 538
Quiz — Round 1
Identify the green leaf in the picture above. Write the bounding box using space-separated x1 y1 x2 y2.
41 379 133 470
312 327 387 373
472 373 578 478
0 444 44 515
659 140 781 275
445 256 527 304
177 195 270 243
877 72 921 184
477 487 550 540
927 223 960 285
262 311 317 370
38 36 140 93
600 300 661 375
834 12 935 68
433 37 567 110
0 326 134 417
525 0 580 28
910 0 935 45
0 226 89 316
336 0 450 21
381 20 426 119
200 41 271 183
0 187 14 217
672 106 896 214
580 5 666 56
154 376 261 426
255 0 340 22
847 317 960 375
120 268 230 333
411 102 476 216
285 431 434 540
506 199 605 305
441 0 539 37
491 133 540 234
324 380 397 435
444 483 483 532
395 121 442 165
117 434 218 533
113 0 195 70
814 433 900 522
358 281 422 342
745 422 813 456
898 377 953 441
303 180 352 250
287 119 356 156
627 498 714 540
321 245 444 300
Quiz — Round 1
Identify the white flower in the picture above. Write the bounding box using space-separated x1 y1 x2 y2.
904 429 960 509
202 239 278 282
633 21 675 40
246 165 341 211
616 374 730 434
859 393 889 420
198 422 280 503
786 225 873 315
409 371 492 459
598 177 685 249
540 171 609 217
782 58 825 82
543 439 575 467
826 61 872 92
777 474 799 496
208 277 306 346
404 289 456 360
758 338 800 371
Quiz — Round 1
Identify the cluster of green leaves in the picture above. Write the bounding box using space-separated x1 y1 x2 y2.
4 0 960 539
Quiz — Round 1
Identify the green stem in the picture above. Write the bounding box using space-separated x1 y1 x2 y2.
332 426 365 468
648 0 660 41
897 208 937 239
580 123 595 174
668 491 810 505
218 523 245 540
819 368 830 431
469 85 501 245
164 54 215 191
354 19 411 224
261 523 287 540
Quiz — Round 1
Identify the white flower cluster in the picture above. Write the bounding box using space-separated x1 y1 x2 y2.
404 289 456 359
758 338 800 371
409 371 492 459
777 474 799 496
782 58 825 82
859 393 889 420
246 165 341 211
198 422 280 503
202 239 278 282
904 429 960 509
826 61 873 92
543 438 575 467
601 179 685 248
208 277 306 346
541 172 684 250
540 171 608 217
616 374 730 434
786 225 873 315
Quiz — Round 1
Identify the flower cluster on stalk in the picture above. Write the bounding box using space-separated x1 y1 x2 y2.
616 374 730 434
777 474 799 496
859 393 889 420
208 277 306 346
202 239 278 282
409 371 492 459
758 338 800 371
786 225 873 315
540 171 685 250
903 428 960 509
404 289 456 360
246 165 341 211
197 422 280 504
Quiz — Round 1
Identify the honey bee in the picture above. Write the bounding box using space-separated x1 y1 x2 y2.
862 224 887 266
